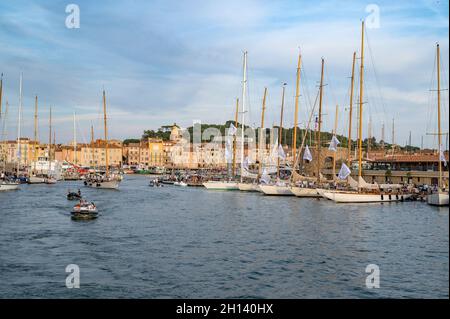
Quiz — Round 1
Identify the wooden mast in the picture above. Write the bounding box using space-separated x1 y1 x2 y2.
90 124 94 169
103 90 109 177
1 101 8 172
437 43 442 189
33 95 38 173
348 51 356 165
73 112 77 165
48 106 52 162
232 98 239 176
240 51 248 182
317 58 325 182
332 104 338 178
277 83 286 179
0 73 3 121
258 88 267 178
358 20 365 181
293 53 301 163
17 74 23 176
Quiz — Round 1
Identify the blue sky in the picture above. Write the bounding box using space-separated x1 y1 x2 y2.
0 0 448 148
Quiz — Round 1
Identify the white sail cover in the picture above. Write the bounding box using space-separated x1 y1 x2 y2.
328 135 340 152
440 144 447 167
338 163 351 180
348 175 359 189
260 169 271 184
228 123 237 136
303 145 313 162
241 157 257 179
358 176 379 190
379 183 402 189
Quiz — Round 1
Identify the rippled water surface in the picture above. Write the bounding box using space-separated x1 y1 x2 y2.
0 175 448 298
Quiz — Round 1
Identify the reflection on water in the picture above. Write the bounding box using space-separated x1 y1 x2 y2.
0 175 448 298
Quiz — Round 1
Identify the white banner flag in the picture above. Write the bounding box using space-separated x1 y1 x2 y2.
227 123 237 136
224 136 233 162
278 145 286 160
328 135 340 152
303 145 313 162
439 144 447 167
338 163 351 180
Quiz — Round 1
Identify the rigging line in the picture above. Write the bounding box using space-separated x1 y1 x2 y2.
425 51 437 141
365 30 390 128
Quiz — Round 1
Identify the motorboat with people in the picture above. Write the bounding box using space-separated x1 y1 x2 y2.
0 179 20 191
149 178 164 187
71 199 98 219
67 189 82 200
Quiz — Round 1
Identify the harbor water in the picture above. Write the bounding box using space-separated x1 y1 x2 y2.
0 175 448 298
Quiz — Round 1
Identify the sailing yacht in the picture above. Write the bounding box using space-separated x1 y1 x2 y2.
259 83 294 196
1 74 22 190
84 90 122 189
238 87 267 192
427 44 449 206
321 21 412 203
290 56 326 198
203 52 249 191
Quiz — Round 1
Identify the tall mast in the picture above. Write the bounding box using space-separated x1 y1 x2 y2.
277 83 286 179
73 112 77 164
333 104 338 178
33 95 38 173
317 58 325 182
103 90 109 176
0 73 3 121
90 124 94 169
1 101 9 173
437 43 442 188
240 51 247 182
17 73 23 175
358 20 365 180
348 52 356 164
48 106 52 162
232 98 239 176
258 87 267 178
293 53 302 162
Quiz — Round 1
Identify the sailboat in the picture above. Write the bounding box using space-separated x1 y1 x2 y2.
290 55 324 198
84 90 122 189
259 83 294 196
203 52 250 191
321 21 412 203
427 43 449 206
0 75 19 191
28 95 46 184
238 87 267 192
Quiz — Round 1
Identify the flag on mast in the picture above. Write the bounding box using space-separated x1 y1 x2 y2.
303 145 313 162
328 135 340 152
228 123 237 136
338 163 351 180
439 144 447 167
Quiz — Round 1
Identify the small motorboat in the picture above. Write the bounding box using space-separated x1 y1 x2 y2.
71 199 98 219
67 189 82 200
174 181 188 187
45 177 57 184
149 179 163 187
